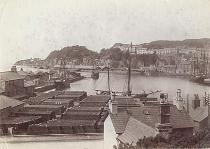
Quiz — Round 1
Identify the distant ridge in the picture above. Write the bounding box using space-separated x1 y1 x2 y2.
142 38 210 49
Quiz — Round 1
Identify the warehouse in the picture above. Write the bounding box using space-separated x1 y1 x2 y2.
0 116 42 135
62 110 101 120
55 91 87 101
23 104 65 115
41 98 74 108
14 110 55 121
27 119 96 135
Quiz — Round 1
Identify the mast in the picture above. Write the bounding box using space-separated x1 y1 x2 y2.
127 42 132 96
60 58 67 80
108 65 111 94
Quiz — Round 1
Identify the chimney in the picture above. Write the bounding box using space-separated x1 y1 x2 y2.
109 99 118 114
192 94 200 109
11 66 17 73
155 93 172 139
173 89 184 111
207 93 210 126
109 92 118 114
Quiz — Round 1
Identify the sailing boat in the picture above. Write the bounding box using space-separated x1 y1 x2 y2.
55 58 70 90
96 42 161 97
190 50 208 84
91 63 99 79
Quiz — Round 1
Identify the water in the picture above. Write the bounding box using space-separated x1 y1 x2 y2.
1 67 210 149
69 71 210 100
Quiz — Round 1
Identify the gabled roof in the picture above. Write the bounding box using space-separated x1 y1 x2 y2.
189 106 208 122
0 95 24 110
110 104 194 136
0 71 24 81
110 111 130 134
170 106 194 129
117 117 156 145
18 70 34 77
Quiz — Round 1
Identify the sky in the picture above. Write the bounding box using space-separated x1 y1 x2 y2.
0 0 210 68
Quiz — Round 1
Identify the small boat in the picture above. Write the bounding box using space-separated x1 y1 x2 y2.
54 79 70 90
204 78 210 85
91 70 99 79
190 75 206 84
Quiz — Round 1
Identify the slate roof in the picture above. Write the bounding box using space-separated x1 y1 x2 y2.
39 119 96 127
170 106 194 129
85 95 110 103
0 95 24 110
23 96 48 104
18 70 34 77
0 71 24 81
110 111 130 134
65 110 101 116
115 96 139 107
0 116 41 125
117 117 156 145
189 106 208 122
110 104 194 135
24 104 63 109
70 106 103 112
15 110 54 115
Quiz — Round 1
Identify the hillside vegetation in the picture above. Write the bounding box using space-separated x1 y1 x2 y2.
142 38 210 49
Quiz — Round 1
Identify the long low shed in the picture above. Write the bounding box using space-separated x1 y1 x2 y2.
62 111 101 120
79 101 107 107
69 106 103 112
84 95 110 103
55 91 87 101
0 116 42 135
14 110 55 121
41 98 74 107
23 105 65 115
27 119 97 135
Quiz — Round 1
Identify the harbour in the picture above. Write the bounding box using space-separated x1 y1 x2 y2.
1 1 210 148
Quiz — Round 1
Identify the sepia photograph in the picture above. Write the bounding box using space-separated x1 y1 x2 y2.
0 0 210 148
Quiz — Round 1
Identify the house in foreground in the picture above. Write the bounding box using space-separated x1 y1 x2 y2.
104 92 194 149
0 66 35 100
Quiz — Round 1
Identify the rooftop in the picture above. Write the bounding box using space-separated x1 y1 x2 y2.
85 95 110 103
70 106 103 112
0 71 24 81
65 110 101 116
0 116 41 125
117 117 156 145
110 104 194 135
24 104 63 109
0 95 24 110
189 106 208 122
40 119 96 127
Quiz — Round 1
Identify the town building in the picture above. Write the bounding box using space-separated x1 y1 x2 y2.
0 95 24 119
187 93 210 131
0 66 35 99
0 95 43 135
104 92 194 149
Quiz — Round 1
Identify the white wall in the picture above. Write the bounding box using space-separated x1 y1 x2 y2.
104 115 118 149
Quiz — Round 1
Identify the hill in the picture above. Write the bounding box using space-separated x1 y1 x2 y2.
45 45 99 62
142 38 210 49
